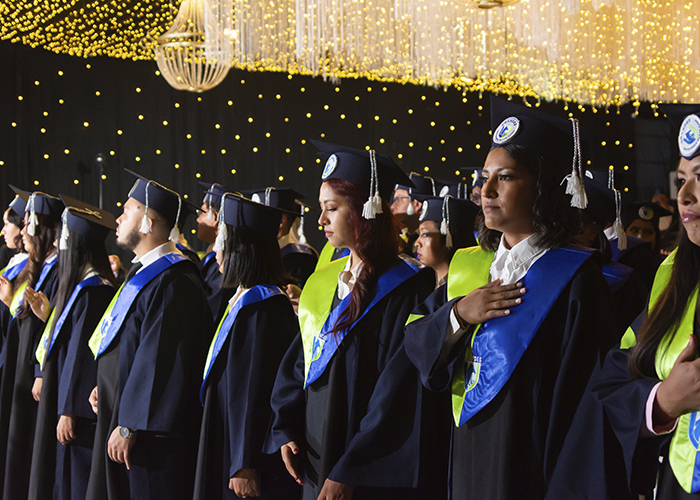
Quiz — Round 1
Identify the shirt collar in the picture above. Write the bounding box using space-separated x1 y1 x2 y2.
489 234 547 285
278 232 293 249
337 257 363 300
132 241 181 270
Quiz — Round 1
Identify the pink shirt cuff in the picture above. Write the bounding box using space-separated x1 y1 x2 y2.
643 382 679 436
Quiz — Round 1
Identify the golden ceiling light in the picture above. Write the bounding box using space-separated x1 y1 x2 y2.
153 0 233 92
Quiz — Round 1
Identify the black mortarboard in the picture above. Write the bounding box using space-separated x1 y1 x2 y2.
11 186 63 236
659 103 700 160
313 140 413 219
212 193 284 251
622 201 673 230
199 181 235 206
245 187 306 214
58 194 117 248
437 180 469 199
490 96 590 208
408 173 436 196
8 185 27 214
418 195 479 249
125 169 183 242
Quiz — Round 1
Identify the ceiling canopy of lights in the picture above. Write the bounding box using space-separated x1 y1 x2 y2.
1 0 698 105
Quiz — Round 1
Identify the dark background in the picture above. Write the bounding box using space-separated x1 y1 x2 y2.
0 40 678 259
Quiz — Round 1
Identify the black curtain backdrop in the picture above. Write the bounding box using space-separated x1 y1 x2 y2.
0 40 674 259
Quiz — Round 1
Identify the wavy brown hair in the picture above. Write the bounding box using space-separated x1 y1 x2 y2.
629 225 700 378
325 178 401 334
15 212 61 318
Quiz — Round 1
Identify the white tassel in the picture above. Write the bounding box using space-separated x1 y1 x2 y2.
613 220 627 250
564 173 588 209
298 205 308 244
406 202 414 215
213 194 228 251
168 196 182 243
59 208 69 251
206 209 216 221
362 150 381 220
362 199 377 219
27 193 38 236
139 213 152 234
446 225 453 249
371 192 383 214
440 219 448 235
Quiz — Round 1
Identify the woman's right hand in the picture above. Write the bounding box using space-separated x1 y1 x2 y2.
281 441 304 485
454 279 526 325
656 335 700 420
25 287 50 322
0 276 14 307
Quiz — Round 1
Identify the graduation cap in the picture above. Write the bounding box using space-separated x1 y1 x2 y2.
312 140 413 219
658 103 700 160
583 170 627 249
178 199 201 227
7 185 27 215
622 201 673 231
212 193 285 251
199 181 235 206
58 194 117 249
125 169 183 243
10 185 63 236
418 195 479 249
490 96 590 209
245 187 306 214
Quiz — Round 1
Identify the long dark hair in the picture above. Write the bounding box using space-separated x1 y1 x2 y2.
51 231 118 337
629 225 700 378
16 213 61 318
478 144 580 252
325 178 401 334
220 224 290 289
6 208 24 249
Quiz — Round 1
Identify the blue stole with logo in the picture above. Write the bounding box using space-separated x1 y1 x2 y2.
200 284 284 401
2 254 28 281
451 246 591 427
12 255 57 318
281 243 317 258
90 253 188 358
300 256 421 389
47 275 113 358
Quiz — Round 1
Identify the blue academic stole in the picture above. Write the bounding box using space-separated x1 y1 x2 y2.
281 243 317 258
300 256 422 389
447 246 591 427
1 254 28 281
201 251 216 270
601 260 633 295
35 275 113 369
200 284 285 401
88 253 188 358
10 255 58 318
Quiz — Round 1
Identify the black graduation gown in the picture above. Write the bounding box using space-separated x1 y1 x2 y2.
201 251 235 323
404 258 618 500
281 244 318 288
28 284 115 500
265 266 450 500
194 293 301 500
613 237 656 291
0 263 59 499
86 260 214 500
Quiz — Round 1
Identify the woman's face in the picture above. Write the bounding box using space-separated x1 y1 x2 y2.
415 220 450 268
676 155 700 246
481 147 536 244
626 219 656 247
318 182 354 251
20 213 34 254
1 209 20 250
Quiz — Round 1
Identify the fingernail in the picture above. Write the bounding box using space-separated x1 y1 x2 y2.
293 448 298 453
515 298 521 304
504 310 510 315
520 288 526 294
516 282 523 287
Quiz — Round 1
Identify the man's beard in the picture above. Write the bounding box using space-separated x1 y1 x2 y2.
116 223 142 252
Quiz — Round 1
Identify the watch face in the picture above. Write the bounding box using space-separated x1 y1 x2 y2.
119 426 130 438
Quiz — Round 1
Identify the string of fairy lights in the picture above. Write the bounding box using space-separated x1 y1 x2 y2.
1 0 698 107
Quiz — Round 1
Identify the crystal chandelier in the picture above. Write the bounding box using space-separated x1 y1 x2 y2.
154 0 234 92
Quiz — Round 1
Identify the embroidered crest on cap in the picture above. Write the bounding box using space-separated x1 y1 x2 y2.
679 115 700 158
439 185 449 197
493 117 520 145
419 200 429 222
251 193 262 204
322 154 338 180
638 205 654 221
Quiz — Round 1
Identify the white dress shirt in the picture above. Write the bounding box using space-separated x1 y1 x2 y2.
132 241 181 274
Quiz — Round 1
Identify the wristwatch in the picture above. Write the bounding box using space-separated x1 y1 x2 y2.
119 426 136 439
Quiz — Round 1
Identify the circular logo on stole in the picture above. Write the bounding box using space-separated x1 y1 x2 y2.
251 193 262 204
493 117 520 145
322 154 338 180
419 200 429 222
439 185 450 197
679 115 700 158
638 205 654 221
